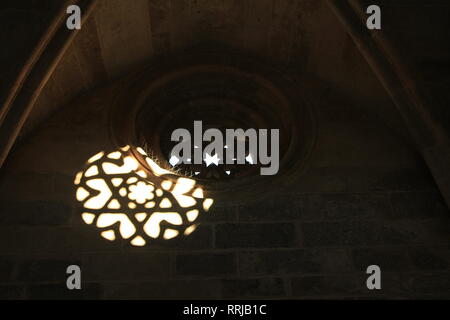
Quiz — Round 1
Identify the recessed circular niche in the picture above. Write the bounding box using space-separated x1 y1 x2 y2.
110 49 316 201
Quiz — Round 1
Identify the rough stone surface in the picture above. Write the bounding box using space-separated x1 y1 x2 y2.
215 223 298 249
176 253 236 277
1 0 450 300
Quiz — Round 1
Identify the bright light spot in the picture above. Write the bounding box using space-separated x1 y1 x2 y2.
128 182 154 204
127 177 138 184
172 178 195 195
84 179 112 209
145 201 155 208
88 152 104 164
225 171 231 175
174 195 196 208
192 188 203 198
107 151 121 159
159 198 172 208
120 145 130 152
184 225 197 236
144 212 182 238
169 155 180 166
161 180 173 190
111 178 123 187
131 236 146 246
164 229 179 239
137 170 147 178
97 213 136 239
204 153 220 167
195 172 200 175
171 178 197 207
82 212 95 224
107 199 121 209
145 157 172 176
101 230 116 241
137 147 146 155
135 213 147 222
103 156 138 174
128 202 137 209
76 187 90 202
187 209 199 222
203 198 214 211
246 154 254 164
85 165 99 177
74 171 83 185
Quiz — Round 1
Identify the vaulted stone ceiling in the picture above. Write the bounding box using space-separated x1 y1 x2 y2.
1 0 450 173
15 0 406 137
0 1 61 110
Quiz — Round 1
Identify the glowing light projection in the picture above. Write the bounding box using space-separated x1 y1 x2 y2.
74 146 214 246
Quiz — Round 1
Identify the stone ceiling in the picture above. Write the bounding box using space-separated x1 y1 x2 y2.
1 0 449 153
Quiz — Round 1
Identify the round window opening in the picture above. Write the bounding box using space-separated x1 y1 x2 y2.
108 51 316 200
136 99 291 183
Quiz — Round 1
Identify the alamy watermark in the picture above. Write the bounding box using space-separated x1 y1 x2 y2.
170 121 280 176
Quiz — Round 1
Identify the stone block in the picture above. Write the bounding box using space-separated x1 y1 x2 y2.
18 259 81 282
215 223 298 248
176 252 236 277
390 192 449 219
408 246 450 271
82 252 171 281
351 247 412 272
221 278 285 298
27 283 103 300
0 201 72 226
239 248 352 276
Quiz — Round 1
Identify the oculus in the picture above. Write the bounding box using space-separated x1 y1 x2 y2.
74 145 213 246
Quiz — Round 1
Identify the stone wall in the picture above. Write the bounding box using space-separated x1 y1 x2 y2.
0 75 449 300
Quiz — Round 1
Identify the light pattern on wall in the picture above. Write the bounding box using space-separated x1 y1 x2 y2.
74 145 213 246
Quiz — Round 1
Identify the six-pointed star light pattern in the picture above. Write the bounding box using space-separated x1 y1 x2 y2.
74 146 214 246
